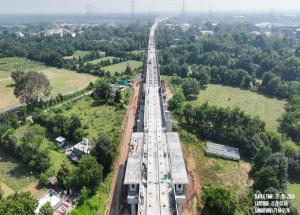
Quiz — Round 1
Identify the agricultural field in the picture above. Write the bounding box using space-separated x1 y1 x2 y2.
0 57 97 111
87 56 118 65
188 84 287 132
73 50 90 58
102 60 142 75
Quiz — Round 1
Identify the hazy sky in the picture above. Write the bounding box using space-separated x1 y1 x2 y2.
0 0 300 14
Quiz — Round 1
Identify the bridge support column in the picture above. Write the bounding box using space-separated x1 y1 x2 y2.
130 203 136 215
166 120 172 132
137 119 142 132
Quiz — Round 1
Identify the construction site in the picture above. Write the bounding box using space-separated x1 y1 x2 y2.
123 19 188 215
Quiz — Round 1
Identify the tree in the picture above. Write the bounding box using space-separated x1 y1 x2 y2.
94 79 112 102
0 128 17 154
57 162 71 188
65 114 82 141
79 186 89 205
124 63 133 76
18 124 50 172
114 90 122 103
182 78 200 98
254 166 280 192
91 133 116 174
74 155 103 193
252 145 272 173
39 202 53 215
264 153 288 190
11 70 25 83
202 184 237 215
168 91 185 110
0 192 37 215
13 71 51 106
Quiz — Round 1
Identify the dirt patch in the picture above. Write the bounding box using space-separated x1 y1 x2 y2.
21 181 47 199
0 182 14 197
182 145 201 215
164 82 173 102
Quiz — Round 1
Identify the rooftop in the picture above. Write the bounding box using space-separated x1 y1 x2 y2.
35 190 63 214
206 142 240 161
72 138 91 155
55 136 66 143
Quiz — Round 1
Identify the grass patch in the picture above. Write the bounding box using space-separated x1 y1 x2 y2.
73 50 90 58
87 57 117 65
0 57 97 111
52 96 124 140
179 130 252 205
0 150 35 193
102 60 142 75
188 84 287 132
288 182 300 211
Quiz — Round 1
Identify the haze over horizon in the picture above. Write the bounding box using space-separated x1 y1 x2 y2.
0 0 300 14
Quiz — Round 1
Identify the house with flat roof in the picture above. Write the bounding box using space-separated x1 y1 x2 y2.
35 190 71 215
70 138 92 163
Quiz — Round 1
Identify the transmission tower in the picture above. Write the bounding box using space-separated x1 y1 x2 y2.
131 0 135 16
181 0 186 17
209 6 213 19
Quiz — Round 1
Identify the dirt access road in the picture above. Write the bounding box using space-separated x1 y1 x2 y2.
105 77 140 215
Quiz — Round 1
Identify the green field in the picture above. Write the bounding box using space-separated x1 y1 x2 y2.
0 150 35 193
188 84 287 132
288 183 300 211
0 57 97 111
50 96 125 140
102 60 142 75
73 50 90 58
87 56 117 65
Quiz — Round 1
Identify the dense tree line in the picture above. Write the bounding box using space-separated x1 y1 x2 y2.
32 112 85 142
158 23 300 100
0 22 148 68
0 123 51 172
190 65 254 89
182 103 266 158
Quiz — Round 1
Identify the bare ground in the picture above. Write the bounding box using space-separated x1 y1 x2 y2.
182 143 202 215
0 182 14 197
105 78 140 215
21 181 47 199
